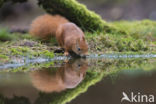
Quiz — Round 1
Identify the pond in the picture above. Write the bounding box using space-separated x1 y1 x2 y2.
0 54 156 104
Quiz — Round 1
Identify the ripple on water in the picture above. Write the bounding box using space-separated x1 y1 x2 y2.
0 54 156 69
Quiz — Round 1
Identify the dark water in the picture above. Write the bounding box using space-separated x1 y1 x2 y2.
69 70 156 104
0 56 156 104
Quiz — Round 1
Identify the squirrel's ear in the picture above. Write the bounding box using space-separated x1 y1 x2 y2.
81 37 85 41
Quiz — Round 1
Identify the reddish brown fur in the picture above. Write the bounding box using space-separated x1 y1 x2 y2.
30 14 69 39
30 59 88 93
29 14 88 56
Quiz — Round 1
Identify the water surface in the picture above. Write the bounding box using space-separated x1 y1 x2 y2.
0 55 156 104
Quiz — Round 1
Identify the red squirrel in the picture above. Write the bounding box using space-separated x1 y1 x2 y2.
29 14 88 57
30 59 88 93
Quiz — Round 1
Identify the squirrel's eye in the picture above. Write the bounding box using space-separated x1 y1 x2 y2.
78 64 81 67
78 48 81 51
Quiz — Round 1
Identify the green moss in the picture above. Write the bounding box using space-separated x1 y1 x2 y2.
0 54 8 59
9 46 55 58
0 29 15 41
85 20 156 53
112 20 156 41
0 19 156 65
38 0 124 34
41 50 55 58
0 37 56 64
0 54 9 63
10 48 23 56
0 29 34 42
86 33 150 53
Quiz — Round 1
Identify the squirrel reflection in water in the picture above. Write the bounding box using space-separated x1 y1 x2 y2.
30 59 88 93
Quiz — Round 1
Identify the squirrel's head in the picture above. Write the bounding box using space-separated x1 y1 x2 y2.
63 59 88 88
72 37 88 57
58 23 89 57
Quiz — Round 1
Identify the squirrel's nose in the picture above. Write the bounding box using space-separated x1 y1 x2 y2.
80 53 89 58
84 52 89 56
80 55 86 58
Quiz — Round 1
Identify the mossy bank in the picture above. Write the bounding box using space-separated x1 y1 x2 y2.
87 20 156 54
0 19 156 65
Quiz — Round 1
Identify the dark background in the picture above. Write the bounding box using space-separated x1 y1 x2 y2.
0 0 156 29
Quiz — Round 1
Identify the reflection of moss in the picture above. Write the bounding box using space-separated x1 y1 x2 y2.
33 58 156 104
0 58 156 104
0 60 59 72
35 71 104 104
89 58 156 76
